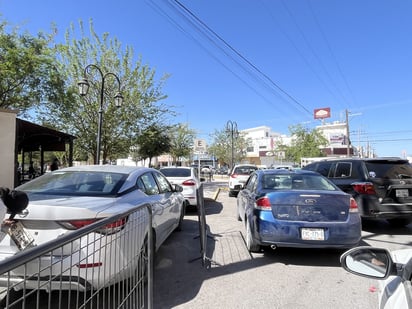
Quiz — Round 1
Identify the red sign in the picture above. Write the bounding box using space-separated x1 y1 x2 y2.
314 107 331 119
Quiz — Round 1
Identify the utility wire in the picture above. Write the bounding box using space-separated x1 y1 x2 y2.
155 0 313 116
147 0 296 116
307 0 356 106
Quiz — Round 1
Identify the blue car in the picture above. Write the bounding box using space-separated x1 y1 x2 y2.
236 169 362 252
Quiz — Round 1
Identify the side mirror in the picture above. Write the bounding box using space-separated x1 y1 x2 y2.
340 246 394 279
234 184 243 190
173 184 183 193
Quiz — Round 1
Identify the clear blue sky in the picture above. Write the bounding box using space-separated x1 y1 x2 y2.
2 0 412 157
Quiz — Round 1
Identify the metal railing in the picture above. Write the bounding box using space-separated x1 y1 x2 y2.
0 203 153 309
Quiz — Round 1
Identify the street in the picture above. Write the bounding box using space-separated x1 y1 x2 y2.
153 180 412 309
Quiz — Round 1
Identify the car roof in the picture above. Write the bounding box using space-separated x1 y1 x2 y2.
59 165 153 174
308 157 408 163
160 166 192 170
258 169 319 176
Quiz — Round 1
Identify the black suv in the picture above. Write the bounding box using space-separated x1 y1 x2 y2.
303 157 412 226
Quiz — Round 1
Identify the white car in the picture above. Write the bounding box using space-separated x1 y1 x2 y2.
160 167 201 208
341 246 412 308
0 165 185 291
228 164 257 197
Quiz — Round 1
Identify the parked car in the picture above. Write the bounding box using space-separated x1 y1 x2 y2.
271 165 293 171
215 166 229 175
200 165 214 174
341 246 412 309
236 169 361 252
0 165 185 291
302 157 412 226
228 164 258 197
159 166 201 209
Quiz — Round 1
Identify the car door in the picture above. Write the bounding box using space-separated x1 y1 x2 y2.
136 172 170 248
238 173 258 221
152 171 181 241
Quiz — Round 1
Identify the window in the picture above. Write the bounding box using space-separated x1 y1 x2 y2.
333 162 352 178
138 173 160 195
245 174 257 191
160 168 191 177
153 172 172 193
314 162 333 177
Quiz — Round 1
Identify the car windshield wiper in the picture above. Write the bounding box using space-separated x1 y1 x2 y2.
398 174 412 179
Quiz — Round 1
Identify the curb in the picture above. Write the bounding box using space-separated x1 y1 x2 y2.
212 188 220 201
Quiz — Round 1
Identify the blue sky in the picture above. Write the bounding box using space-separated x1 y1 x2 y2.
2 0 412 157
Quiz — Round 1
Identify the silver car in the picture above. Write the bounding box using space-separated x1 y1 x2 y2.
0 165 185 290
341 246 412 308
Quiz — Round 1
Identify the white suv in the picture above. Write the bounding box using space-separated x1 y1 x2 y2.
228 164 258 197
160 167 201 208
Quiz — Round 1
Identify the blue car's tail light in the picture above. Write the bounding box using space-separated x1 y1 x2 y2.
349 198 359 213
255 197 271 210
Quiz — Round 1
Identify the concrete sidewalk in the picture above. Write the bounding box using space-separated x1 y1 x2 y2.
153 193 251 308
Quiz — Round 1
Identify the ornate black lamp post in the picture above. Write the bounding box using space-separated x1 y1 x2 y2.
226 120 238 171
78 64 123 165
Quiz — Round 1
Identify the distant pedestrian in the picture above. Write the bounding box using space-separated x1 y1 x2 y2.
50 158 59 171
28 161 35 179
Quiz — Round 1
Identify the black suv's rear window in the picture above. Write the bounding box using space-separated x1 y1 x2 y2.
365 161 412 179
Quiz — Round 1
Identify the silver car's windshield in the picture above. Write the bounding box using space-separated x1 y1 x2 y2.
17 171 127 196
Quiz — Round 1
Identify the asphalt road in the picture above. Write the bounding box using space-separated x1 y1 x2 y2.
153 180 412 309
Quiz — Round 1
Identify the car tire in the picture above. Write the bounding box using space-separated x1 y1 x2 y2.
246 221 260 253
175 203 186 232
139 234 154 282
228 190 237 197
236 204 242 221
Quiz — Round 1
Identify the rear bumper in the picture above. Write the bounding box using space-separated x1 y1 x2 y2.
251 211 361 249
357 196 412 219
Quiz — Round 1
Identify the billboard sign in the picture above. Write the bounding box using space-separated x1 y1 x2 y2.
314 107 331 119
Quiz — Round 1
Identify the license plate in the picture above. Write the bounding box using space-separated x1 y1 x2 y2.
7 221 35 251
301 228 324 241
396 189 409 197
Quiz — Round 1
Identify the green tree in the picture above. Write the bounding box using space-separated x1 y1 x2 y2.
169 123 196 165
208 126 250 168
283 124 327 164
0 20 63 113
38 20 174 163
136 124 171 167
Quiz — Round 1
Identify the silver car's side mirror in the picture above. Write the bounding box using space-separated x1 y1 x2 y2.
340 246 393 279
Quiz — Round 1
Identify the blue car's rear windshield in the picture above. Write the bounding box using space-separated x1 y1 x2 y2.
262 174 338 191
17 171 127 196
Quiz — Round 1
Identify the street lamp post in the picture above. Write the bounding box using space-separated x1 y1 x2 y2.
78 64 124 165
226 120 238 171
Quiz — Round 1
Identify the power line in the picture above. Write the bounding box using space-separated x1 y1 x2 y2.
151 0 313 116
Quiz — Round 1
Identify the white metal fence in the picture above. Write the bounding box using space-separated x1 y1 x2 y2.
0 203 153 309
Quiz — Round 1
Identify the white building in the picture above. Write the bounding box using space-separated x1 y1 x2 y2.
316 121 355 156
240 126 292 166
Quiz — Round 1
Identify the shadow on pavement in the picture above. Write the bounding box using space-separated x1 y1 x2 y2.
153 199 347 308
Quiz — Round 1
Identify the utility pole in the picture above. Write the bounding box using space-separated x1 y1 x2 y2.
346 109 350 157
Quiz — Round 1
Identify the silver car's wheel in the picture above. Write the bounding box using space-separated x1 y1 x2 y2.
175 203 186 231
236 204 242 221
246 221 260 253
